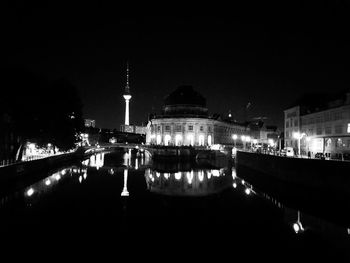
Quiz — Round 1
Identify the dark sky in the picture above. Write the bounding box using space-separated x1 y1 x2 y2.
3 2 350 129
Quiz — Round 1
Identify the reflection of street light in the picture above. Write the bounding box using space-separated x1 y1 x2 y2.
121 169 129 196
292 211 304 234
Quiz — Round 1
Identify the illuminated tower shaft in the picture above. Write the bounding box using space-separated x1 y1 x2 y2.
123 62 131 126
124 95 131 125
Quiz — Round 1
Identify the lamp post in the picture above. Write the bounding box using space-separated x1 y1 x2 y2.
293 132 306 157
241 135 246 150
232 134 237 148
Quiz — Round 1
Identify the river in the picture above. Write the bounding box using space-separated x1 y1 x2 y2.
0 148 348 261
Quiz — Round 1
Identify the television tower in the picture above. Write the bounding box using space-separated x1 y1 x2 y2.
123 62 131 125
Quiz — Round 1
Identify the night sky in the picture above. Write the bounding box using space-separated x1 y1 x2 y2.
3 2 350 129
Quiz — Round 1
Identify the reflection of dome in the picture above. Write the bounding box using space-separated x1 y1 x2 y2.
145 168 233 196
162 85 208 117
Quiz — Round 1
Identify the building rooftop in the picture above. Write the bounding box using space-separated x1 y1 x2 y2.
164 85 206 107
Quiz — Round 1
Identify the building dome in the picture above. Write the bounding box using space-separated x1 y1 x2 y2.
162 85 208 117
164 85 206 107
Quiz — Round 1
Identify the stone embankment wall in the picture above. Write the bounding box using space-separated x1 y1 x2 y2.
236 151 350 194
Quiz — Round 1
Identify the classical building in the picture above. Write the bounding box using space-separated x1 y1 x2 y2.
146 85 249 147
284 91 350 157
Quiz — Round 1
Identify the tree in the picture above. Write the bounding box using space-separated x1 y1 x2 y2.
0 66 84 160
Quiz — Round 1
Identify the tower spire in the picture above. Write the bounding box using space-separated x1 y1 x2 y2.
125 61 130 95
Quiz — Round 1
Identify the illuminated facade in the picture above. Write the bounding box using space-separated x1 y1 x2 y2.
284 92 350 157
146 85 248 147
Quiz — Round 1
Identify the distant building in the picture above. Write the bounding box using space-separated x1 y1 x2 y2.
146 85 249 147
120 124 147 134
84 119 96 128
248 121 281 149
284 91 350 157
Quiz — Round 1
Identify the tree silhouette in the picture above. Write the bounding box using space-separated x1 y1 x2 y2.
0 66 84 160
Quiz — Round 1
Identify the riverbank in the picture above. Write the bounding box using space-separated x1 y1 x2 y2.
235 151 350 227
0 147 103 196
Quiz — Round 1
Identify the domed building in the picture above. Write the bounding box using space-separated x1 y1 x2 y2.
146 85 249 147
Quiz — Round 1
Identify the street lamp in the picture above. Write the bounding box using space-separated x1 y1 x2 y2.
232 134 237 148
245 136 251 150
241 135 246 150
293 132 306 157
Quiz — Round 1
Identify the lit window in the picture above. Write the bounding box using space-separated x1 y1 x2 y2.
348 123 350 133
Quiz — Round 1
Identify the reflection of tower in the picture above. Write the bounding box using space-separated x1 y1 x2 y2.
121 169 129 196
123 62 132 125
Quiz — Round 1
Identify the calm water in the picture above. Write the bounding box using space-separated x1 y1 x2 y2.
0 149 349 261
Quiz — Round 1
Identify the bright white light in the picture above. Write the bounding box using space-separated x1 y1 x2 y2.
55 174 61 181
79 176 82 183
187 134 194 146
207 135 212 146
186 171 193 184
211 144 221 150
156 135 162 145
164 134 171 146
241 135 246 141
156 172 160 178
27 188 34 196
198 134 205 146
293 222 304 234
211 170 220 177
268 139 274 146
83 171 87 179
245 188 251 195
175 134 182 146
47 143 52 147
45 179 51 186
232 134 238 140
28 143 36 150
241 179 245 185
198 171 204 182
207 171 212 179
61 169 66 175
233 183 237 188
164 173 170 180
175 172 182 180
253 139 258 144
232 170 237 179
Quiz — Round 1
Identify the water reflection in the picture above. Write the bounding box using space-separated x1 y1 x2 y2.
121 169 129 197
145 160 233 196
0 148 348 248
